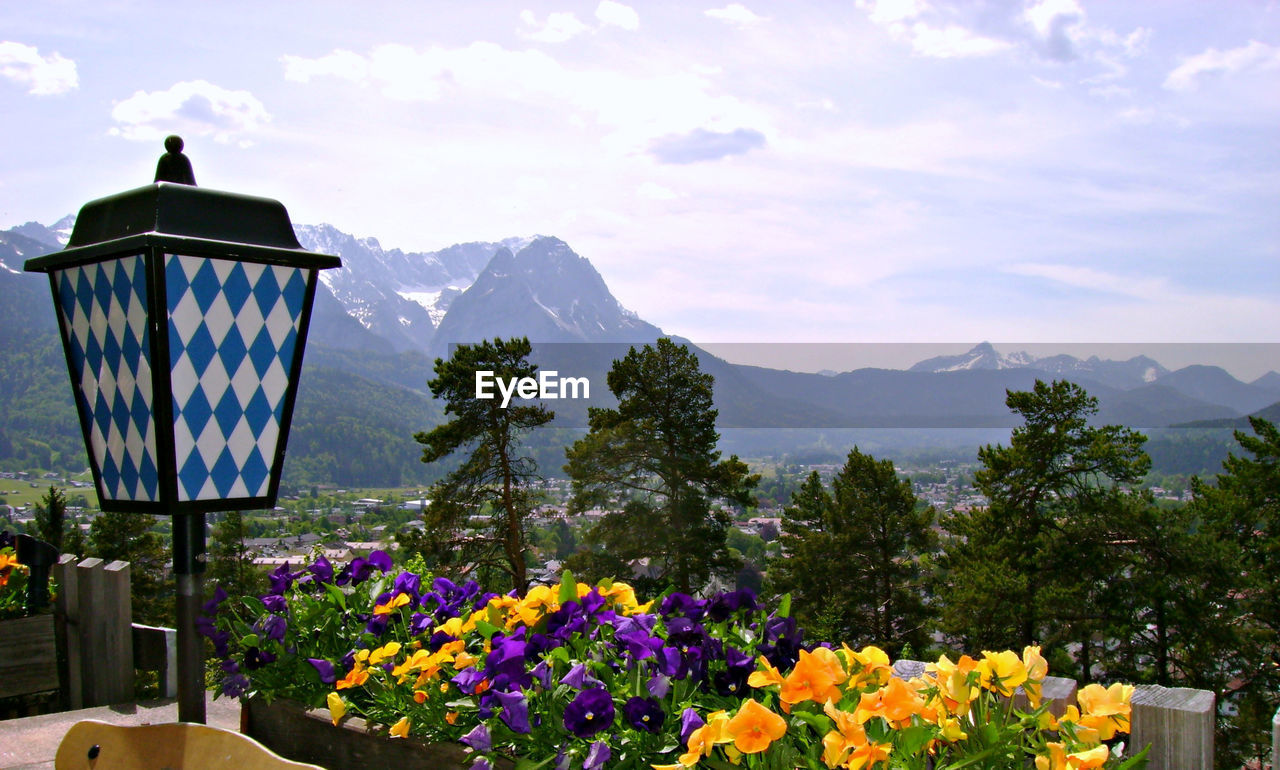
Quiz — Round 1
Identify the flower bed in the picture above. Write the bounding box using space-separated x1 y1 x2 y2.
204 552 1147 769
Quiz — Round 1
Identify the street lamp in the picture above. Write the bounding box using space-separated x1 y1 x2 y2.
24 137 340 722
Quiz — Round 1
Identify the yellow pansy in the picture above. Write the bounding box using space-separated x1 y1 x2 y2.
1076 682 1134 740
1022 645 1049 707
373 592 411 616
326 692 346 726
389 716 411 738
977 649 1027 697
368 641 402 666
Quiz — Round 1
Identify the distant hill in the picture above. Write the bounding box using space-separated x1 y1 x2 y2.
3 216 1276 486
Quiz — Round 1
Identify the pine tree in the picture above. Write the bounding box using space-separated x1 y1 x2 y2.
564 338 757 594
402 337 552 593
32 486 67 551
207 511 264 600
1189 417 1280 767
937 380 1150 675
768 449 935 655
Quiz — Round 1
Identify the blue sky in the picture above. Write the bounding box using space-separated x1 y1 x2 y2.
2 1 1278 376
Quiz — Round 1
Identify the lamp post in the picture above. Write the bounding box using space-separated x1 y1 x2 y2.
24 138 340 722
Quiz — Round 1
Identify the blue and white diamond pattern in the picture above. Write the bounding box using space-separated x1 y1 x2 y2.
166 254 309 502
54 255 161 503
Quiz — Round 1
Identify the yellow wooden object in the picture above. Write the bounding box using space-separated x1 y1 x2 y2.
54 719 327 770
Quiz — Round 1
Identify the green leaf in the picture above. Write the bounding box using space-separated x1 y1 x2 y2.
322 582 347 611
558 569 577 604
895 724 934 757
474 618 502 641
1116 745 1150 769
777 593 791 618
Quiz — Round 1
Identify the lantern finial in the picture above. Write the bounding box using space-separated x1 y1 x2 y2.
154 134 196 186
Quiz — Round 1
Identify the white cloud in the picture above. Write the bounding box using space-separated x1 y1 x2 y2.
280 43 769 147
0 41 78 95
281 49 368 83
909 23 1011 59
637 182 679 200
596 1 639 31
858 0 927 25
1023 0 1085 61
109 80 270 145
519 10 589 43
1164 40 1280 91
855 1 1008 59
1005 262 1168 300
704 4 767 26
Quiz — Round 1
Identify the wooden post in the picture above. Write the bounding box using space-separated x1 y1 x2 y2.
1129 684 1214 769
53 553 82 710
76 557 134 706
1271 703 1279 770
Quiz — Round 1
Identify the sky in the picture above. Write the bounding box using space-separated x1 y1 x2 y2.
2 1 1278 377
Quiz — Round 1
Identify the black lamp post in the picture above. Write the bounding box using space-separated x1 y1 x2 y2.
24 138 340 722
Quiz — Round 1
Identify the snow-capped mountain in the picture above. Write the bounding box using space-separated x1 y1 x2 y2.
909 342 1170 390
293 224 532 353
291 226 660 355
430 236 662 357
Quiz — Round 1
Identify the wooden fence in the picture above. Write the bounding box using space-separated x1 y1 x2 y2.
51 554 177 709
0 552 177 716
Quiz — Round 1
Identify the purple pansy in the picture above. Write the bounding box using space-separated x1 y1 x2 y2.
492 688 531 734
307 658 337 684
563 687 614 738
623 696 664 733
583 741 611 770
460 723 491 753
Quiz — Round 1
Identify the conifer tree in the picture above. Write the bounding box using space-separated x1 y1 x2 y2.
403 337 552 593
937 379 1149 675
207 511 264 600
564 338 757 594
1189 417 1280 767
768 449 935 655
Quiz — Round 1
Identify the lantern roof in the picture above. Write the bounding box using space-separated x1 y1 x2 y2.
24 182 340 273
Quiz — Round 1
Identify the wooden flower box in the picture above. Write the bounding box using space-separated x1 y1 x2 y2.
0 613 59 700
241 697 512 770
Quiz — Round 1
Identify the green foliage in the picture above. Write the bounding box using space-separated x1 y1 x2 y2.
1188 417 1280 767
32 486 67 552
937 380 1151 674
768 448 936 656
207 511 266 600
401 337 552 593
564 338 758 593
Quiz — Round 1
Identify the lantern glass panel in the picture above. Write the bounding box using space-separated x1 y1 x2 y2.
53 253 161 503
164 253 310 502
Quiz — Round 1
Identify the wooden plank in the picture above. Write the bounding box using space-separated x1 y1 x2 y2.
54 719 326 769
101 560 134 705
1129 684 1214 769
0 614 58 699
54 553 82 709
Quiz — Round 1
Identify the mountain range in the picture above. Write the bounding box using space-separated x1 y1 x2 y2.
2 215 1278 483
